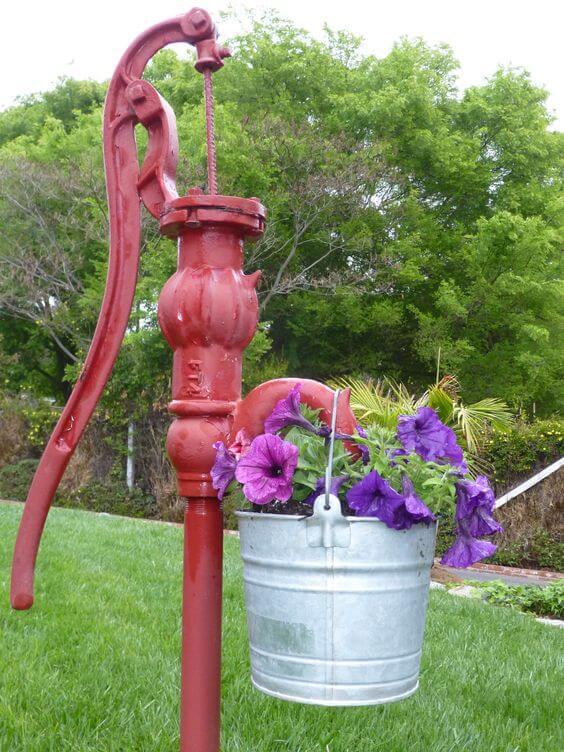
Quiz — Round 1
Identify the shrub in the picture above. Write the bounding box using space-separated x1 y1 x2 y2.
483 419 564 490
222 490 245 531
473 579 564 619
56 482 157 518
0 397 27 466
20 400 61 450
435 519 457 560
0 456 159 518
0 459 39 501
491 530 564 572
436 520 563 572
0 395 61 469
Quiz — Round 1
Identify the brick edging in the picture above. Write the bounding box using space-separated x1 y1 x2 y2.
434 558 563 581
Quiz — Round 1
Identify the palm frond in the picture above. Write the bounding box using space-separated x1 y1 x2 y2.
329 376 412 429
427 385 455 424
383 378 419 410
330 377 386 422
453 399 514 453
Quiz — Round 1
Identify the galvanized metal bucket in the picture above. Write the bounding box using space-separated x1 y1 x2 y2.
236 497 437 706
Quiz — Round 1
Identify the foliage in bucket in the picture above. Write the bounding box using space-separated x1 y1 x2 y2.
212 384 503 568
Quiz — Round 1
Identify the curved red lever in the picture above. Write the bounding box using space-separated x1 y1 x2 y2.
10 9 219 610
231 378 359 440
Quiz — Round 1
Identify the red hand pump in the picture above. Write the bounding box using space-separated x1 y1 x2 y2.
10 8 357 751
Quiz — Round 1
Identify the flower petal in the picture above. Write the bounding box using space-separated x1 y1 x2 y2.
347 471 403 519
397 407 466 470
264 384 319 435
235 433 298 505
210 442 237 501
440 535 497 568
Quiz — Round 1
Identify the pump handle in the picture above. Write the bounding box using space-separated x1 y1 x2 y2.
10 8 220 610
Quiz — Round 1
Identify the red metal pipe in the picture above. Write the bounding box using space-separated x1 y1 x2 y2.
180 499 223 752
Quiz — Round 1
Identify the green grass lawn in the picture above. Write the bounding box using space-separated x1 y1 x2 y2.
0 502 562 752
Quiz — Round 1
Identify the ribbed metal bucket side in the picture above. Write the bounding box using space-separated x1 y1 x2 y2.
237 511 437 706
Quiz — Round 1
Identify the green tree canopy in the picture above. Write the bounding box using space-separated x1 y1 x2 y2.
0 10 562 416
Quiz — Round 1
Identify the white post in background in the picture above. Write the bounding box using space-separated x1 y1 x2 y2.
494 456 564 508
126 420 135 490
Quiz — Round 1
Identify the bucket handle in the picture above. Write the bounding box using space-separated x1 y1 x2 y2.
306 389 351 548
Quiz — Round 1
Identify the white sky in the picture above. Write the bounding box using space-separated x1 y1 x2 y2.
1 0 562 128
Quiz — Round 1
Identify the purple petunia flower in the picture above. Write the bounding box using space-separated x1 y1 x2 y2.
347 471 436 530
346 470 404 520
235 433 298 505
378 475 436 530
396 475 436 528
440 530 497 568
455 476 503 537
304 475 348 505
441 477 502 568
211 442 238 501
397 407 467 471
264 384 320 435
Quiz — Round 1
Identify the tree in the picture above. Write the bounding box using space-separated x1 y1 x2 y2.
0 10 561 419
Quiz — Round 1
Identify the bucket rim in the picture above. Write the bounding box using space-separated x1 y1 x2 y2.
235 509 438 528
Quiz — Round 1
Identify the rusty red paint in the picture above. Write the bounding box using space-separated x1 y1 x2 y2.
10 8 357 752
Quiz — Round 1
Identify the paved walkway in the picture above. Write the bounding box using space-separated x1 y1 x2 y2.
435 561 562 588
